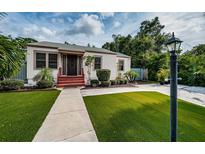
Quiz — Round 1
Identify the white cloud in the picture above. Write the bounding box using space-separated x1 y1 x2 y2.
113 21 121 28
65 14 104 36
100 12 114 19
22 24 56 40
148 12 205 51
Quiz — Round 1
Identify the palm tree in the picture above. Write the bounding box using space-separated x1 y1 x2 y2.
0 12 7 21
0 35 25 80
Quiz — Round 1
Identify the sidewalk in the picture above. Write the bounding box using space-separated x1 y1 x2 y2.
81 84 205 107
33 88 98 142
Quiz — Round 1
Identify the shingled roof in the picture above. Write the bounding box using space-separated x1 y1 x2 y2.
27 41 130 58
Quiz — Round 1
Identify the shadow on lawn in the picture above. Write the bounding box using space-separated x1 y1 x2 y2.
98 101 205 142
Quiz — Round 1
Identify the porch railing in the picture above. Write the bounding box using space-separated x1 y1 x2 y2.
81 68 84 76
57 67 62 78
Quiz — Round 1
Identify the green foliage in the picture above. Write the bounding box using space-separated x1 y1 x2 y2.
33 68 54 82
100 81 111 87
37 80 53 89
96 69 111 81
90 79 99 87
0 35 25 79
0 35 37 80
178 44 205 87
110 80 117 85
124 70 139 82
157 68 169 82
84 55 95 66
33 68 54 88
145 52 169 81
123 79 128 84
0 80 24 90
192 72 205 87
119 79 125 84
84 55 95 83
0 13 7 21
102 17 170 81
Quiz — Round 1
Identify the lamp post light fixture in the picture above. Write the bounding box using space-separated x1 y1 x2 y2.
165 32 183 142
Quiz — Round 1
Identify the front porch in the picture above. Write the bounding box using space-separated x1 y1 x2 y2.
57 52 85 88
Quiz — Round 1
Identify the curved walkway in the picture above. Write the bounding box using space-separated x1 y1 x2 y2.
33 88 98 142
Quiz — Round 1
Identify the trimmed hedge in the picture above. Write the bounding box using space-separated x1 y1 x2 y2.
101 81 111 87
123 79 128 84
90 79 99 87
0 80 24 90
119 79 124 84
110 80 117 85
37 80 53 89
96 69 111 81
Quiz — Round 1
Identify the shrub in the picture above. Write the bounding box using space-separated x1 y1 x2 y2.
124 70 139 82
110 80 117 85
192 72 205 87
96 69 111 81
119 79 124 84
123 79 128 84
90 79 99 87
116 79 121 85
37 80 53 89
33 68 54 89
157 68 169 83
33 68 54 82
0 80 24 90
100 81 111 87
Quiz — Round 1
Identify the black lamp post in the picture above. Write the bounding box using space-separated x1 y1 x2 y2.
165 32 182 142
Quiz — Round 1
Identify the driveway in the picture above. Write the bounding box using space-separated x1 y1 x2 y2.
81 84 205 107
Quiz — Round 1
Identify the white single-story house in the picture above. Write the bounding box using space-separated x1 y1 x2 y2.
27 41 131 87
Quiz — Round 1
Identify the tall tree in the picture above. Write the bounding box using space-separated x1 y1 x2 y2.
102 17 169 80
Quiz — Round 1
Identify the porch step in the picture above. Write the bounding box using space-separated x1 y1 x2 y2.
58 80 84 84
57 75 85 88
56 83 85 88
58 75 84 79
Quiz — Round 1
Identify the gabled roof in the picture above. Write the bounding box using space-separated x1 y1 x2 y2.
27 41 130 57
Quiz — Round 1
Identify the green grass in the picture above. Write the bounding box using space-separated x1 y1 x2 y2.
0 90 60 141
83 92 205 142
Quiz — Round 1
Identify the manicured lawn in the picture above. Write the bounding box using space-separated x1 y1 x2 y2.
0 90 60 141
83 92 205 141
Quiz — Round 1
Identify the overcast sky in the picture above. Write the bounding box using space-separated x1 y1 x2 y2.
0 12 205 51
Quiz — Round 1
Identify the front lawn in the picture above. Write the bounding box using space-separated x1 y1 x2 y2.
0 90 60 141
83 92 205 141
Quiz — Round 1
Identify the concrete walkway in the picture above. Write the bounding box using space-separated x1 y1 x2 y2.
33 88 98 142
81 84 205 107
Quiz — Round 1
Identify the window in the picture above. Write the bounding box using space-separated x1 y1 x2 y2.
49 54 58 69
36 53 46 68
118 60 124 71
94 56 102 70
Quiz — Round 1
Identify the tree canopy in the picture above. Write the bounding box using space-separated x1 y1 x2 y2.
102 17 170 80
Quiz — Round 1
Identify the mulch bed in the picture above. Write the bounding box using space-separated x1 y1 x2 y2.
81 83 136 90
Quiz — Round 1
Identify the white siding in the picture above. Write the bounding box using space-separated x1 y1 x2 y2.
116 56 131 75
26 46 60 85
26 46 131 85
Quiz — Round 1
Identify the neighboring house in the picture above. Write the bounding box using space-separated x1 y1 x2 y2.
27 41 131 87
